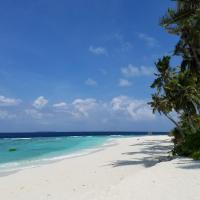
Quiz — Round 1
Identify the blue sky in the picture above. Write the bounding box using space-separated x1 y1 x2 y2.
0 0 177 132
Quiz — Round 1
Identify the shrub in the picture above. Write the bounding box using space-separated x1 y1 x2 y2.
173 130 200 159
192 151 200 160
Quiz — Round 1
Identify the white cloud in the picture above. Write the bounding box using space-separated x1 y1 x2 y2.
127 102 155 120
53 102 68 112
121 64 154 77
85 78 97 86
72 98 97 118
0 95 160 131
0 110 16 119
121 65 140 77
111 96 155 121
53 102 68 108
89 46 107 55
33 96 48 109
111 96 128 111
138 33 158 48
0 95 21 106
31 97 154 121
119 79 132 87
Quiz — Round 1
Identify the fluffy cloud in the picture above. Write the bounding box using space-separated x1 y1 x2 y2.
33 96 48 109
111 96 155 121
0 95 21 106
72 98 97 118
121 64 154 77
53 102 68 112
85 78 97 86
0 95 158 132
138 33 158 48
119 79 132 87
53 102 67 108
89 46 107 55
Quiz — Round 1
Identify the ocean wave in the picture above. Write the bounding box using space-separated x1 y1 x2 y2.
69 136 82 138
10 138 32 140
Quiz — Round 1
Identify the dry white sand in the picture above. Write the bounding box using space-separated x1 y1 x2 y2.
0 135 200 200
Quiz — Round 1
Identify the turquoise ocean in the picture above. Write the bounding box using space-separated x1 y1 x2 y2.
0 136 114 174
0 132 167 174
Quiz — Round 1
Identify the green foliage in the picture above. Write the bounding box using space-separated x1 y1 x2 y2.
173 129 200 158
170 127 184 145
150 0 200 159
192 151 200 160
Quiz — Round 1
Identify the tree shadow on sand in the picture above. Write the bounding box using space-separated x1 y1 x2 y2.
109 139 174 168
109 138 200 169
174 159 200 169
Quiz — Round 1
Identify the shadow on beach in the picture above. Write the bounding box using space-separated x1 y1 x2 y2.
109 138 200 170
175 159 200 169
110 138 174 168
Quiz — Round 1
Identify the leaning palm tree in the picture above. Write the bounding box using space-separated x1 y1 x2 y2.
150 0 200 159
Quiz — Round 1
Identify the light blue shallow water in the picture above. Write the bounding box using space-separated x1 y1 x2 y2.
0 136 112 173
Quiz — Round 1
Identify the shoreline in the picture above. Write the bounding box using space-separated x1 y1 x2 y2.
0 136 118 176
0 135 151 176
0 135 200 200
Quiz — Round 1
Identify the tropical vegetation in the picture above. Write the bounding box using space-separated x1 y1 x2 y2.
150 0 200 159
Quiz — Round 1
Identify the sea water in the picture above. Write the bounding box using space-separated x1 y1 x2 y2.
0 136 112 174
0 132 167 174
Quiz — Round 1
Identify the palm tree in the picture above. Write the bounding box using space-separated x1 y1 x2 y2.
161 0 200 73
150 0 200 157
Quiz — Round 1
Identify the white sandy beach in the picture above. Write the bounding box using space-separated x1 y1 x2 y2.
0 135 200 200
